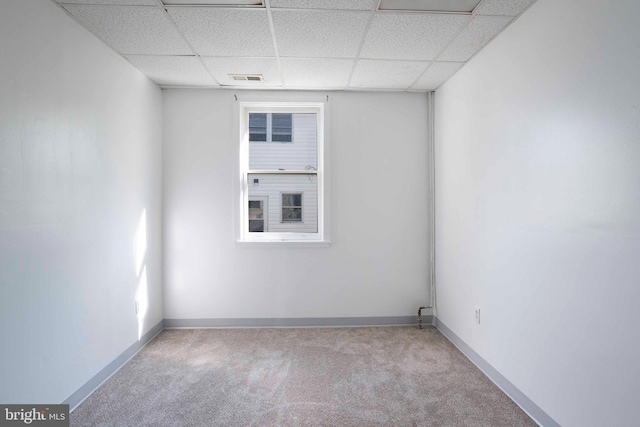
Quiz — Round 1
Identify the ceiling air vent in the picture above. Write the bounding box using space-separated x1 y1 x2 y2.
229 74 264 82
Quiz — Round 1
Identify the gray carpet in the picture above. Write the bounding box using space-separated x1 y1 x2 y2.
71 326 536 426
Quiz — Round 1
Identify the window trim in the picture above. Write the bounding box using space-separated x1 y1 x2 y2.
238 101 328 244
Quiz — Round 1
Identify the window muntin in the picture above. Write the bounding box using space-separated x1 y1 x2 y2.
240 103 324 242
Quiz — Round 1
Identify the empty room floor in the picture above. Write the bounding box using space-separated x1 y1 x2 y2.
71 326 535 426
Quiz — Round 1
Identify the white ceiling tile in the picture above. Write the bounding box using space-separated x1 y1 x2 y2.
350 59 428 89
270 0 375 10
272 10 369 58
412 62 464 90
57 0 157 5
125 55 218 86
281 58 353 88
360 13 469 60
63 5 192 55
168 8 274 57
438 15 512 62
475 0 535 16
202 57 281 87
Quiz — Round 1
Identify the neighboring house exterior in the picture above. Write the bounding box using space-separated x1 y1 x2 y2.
248 113 318 233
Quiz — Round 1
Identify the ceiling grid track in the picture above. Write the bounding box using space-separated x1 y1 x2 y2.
49 0 537 91
405 0 487 91
344 0 383 91
264 0 285 89
154 0 222 87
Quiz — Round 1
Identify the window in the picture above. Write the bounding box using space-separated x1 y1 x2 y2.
281 193 302 222
248 198 267 232
239 102 326 243
249 113 292 142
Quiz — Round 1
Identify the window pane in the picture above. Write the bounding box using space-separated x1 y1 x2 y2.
272 114 292 128
282 193 302 207
248 200 263 222
282 208 302 222
249 113 267 142
271 133 291 142
249 113 267 127
249 220 264 232
272 114 292 142
248 208 263 220
249 131 267 142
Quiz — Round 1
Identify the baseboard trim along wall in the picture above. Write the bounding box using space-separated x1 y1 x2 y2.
64 320 164 411
63 314 557 427
164 315 424 328
434 318 560 427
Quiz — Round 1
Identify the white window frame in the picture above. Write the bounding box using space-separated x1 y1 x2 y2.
238 101 328 245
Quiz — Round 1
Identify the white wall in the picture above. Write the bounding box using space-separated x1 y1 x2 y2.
163 90 430 319
434 0 640 425
0 1 163 403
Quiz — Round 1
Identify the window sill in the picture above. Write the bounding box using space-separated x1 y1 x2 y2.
236 240 331 248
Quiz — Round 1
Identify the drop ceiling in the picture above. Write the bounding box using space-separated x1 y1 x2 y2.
53 0 536 91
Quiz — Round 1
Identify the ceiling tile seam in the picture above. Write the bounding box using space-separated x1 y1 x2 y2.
401 62 434 92
344 87 404 92
344 0 382 91
375 10 473 16
162 5 266 11
356 56 450 63
265 0 285 88
430 6 536 90
414 2 538 91
55 3 158 7
270 8 370 14
267 7 501 16
51 0 158 10
201 55 278 60
471 0 488 14
155 0 222 86
194 55 462 62
405 13 477 91
476 13 518 17
126 53 198 57
472 0 518 18
55 2 167 76
405 0 500 90
158 85 427 93
160 84 223 89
